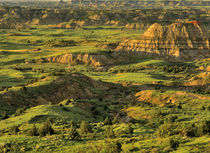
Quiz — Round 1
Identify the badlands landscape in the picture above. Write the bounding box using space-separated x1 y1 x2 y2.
0 0 209 152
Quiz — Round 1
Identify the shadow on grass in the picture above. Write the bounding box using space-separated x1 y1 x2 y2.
2 59 25 66
0 42 33 50
150 73 172 81
29 114 54 124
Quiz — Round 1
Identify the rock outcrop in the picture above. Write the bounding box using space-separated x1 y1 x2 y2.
135 90 210 106
115 22 210 61
27 53 117 67
184 72 210 86
125 23 149 29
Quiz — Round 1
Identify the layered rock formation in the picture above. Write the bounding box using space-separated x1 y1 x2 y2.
26 53 117 67
115 22 210 61
125 23 149 29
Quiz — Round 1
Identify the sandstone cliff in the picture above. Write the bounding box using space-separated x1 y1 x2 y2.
115 22 210 61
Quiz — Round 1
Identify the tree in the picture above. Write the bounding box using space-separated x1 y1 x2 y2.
79 121 92 136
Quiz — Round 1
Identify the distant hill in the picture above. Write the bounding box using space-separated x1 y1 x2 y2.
1 0 209 9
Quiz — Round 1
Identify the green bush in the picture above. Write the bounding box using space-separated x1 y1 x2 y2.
197 120 210 136
2 112 9 119
69 120 77 128
125 123 134 135
180 124 197 137
14 107 26 116
166 115 178 123
157 122 177 137
44 39 76 47
168 137 179 150
68 125 80 140
79 121 93 136
28 125 38 136
163 137 180 152
162 64 192 74
104 117 112 125
38 121 54 136
112 116 118 124
103 141 122 153
105 126 115 138
10 125 20 135
180 121 210 137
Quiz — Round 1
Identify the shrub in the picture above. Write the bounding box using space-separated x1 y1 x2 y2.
69 120 77 128
197 120 210 136
10 125 20 135
105 126 115 138
104 117 112 125
180 121 210 137
168 138 179 150
163 137 180 152
180 124 197 137
125 123 134 135
22 86 27 92
44 39 76 47
2 112 9 119
166 115 178 123
14 107 26 116
28 125 38 136
157 122 177 137
38 121 54 136
68 125 80 140
103 141 122 153
112 116 118 124
0 142 12 153
79 121 93 136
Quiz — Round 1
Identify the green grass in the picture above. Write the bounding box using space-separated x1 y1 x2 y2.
175 136 210 153
0 69 46 87
0 25 209 153
85 71 170 84
1 26 144 51
0 104 94 130
0 26 145 88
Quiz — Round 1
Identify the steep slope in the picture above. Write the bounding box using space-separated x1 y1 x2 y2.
0 73 124 113
115 22 210 61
